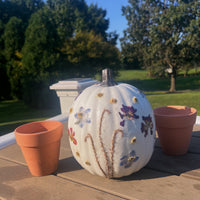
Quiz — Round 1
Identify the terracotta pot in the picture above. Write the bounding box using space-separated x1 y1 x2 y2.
15 120 63 176
154 106 197 155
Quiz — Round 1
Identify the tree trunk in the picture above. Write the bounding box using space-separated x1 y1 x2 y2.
169 67 176 92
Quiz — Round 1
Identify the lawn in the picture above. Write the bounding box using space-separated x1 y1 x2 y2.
0 100 60 136
146 90 200 115
0 69 200 136
115 70 200 91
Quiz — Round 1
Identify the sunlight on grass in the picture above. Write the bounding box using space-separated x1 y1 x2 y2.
116 70 151 81
146 90 200 115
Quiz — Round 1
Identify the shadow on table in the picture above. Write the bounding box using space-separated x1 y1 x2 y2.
56 156 172 181
0 165 31 182
0 165 32 198
56 157 82 174
146 134 200 176
56 134 200 180
116 167 171 182
115 143 200 181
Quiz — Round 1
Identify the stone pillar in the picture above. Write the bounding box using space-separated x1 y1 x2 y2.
50 78 98 114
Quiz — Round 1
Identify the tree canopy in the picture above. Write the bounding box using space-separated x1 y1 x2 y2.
121 0 200 92
0 0 120 106
62 31 120 77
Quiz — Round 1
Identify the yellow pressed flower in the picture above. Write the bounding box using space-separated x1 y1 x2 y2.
128 156 136 161
69 108 73 114
97 93 104 97
77 112 83 119
109 98 117 104
130 136 136 144
132 97 138 103
85 161 91 166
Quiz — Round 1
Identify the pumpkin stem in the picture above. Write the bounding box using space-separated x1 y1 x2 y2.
101 68 118 86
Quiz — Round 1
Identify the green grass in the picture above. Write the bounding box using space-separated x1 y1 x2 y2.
179 67 200 76
120 76 200 91
95 69 151 81
116 70 151 81
1 69 199 136
145 90 200 115
115 70 200 91
0 100 60 136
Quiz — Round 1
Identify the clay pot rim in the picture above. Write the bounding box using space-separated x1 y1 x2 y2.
154 105 197 118
15 120 62 136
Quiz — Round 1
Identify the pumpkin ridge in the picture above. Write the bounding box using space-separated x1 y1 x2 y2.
110 129 124 177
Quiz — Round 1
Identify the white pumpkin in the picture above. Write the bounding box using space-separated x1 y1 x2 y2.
68 69 155 178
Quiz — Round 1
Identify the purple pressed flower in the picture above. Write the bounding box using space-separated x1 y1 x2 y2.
120 150 139 168
141 114 153 137
119 104 139 127
120 120 125 127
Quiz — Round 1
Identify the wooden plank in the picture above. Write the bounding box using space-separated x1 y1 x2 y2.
181 169 200 181
57 155 200 200
0 158 125 200
147 148 200 176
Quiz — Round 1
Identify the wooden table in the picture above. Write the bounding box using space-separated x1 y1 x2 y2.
0 125 200 200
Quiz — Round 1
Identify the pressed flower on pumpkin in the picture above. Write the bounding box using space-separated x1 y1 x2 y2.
75 107 91 128
120 150 139 168
119 104 139 127
68 128 77 145
141 114 153 137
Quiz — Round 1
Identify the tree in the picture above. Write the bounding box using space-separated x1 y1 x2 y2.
122 0 200 92
121 42 140 69
121 0 158 70
46 0 112 43
0 0 120 104
0 0 44 24
22 9 60 107
0 19 10 99
4 17 24 60
22 9 59 77
46 0 79 41
84 3 109 39
62 31 120 77
4 16 25 98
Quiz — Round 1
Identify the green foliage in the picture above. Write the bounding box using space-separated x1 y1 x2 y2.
4 17 24 60
84 4 109 39
0 0 120 107
121 43 140 69
21 9 60 107
0 19 10 100
121 0 155 69
4 17 25 98
62 31 120 77
0 0 44 24
121 0 200 91
0 0 45 100
46 0 78 40
22 9 59 78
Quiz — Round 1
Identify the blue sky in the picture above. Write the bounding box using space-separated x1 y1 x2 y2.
85 0 129 48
